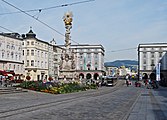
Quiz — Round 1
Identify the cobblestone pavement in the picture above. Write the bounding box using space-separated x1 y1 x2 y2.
125 84 167 120
0 80 142 120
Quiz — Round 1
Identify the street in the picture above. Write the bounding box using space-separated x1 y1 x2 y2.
0 80 166 120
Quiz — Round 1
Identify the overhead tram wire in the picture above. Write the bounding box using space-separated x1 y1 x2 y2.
0 0 95 16
1 0 105 52
1 0 81 45
0 25 15 33
106 47 137 53
0 0 111 61
104 57 111 62
104 47 138 61
41 0 95 11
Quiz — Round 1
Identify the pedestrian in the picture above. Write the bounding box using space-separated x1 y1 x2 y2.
145 79 148 87
126 80 129 87
0 80 2 86
96 81 99 88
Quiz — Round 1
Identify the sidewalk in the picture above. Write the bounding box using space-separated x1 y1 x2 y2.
125 85 167 120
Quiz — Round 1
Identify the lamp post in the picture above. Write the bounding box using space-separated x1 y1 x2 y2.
137 46 140 81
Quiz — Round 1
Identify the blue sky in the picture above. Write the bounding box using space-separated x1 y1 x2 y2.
0 0 167 62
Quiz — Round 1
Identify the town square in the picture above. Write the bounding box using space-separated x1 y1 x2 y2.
0 0 167 120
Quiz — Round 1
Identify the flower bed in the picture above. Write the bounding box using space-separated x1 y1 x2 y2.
19 81 98 94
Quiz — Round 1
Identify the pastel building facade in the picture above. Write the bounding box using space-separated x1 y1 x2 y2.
138 43 167 85
0 30 105 82
0 33 24 80
71 44 105 80
22 30 49 81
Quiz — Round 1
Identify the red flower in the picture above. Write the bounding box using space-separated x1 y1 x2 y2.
48 77 53 81
26 76 31 80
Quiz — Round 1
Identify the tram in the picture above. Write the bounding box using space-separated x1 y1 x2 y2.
101 76 118 86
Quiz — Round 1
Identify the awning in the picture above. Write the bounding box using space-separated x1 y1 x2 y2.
7 74 13 76
3 73 8 76
0 70 6 76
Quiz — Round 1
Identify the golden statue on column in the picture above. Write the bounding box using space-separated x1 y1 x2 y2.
63 11 73 49
59 11 76 81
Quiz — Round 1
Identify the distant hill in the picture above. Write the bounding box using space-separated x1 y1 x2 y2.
104 60 138 68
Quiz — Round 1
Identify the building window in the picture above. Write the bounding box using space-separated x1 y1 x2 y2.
16 54 18 60
11 44 15 50
87 53 91 58
14 65 15 69
143 66 146 70
41 61 43 67
95 67 97 70
80 53 83 59
31 60 34 66
80 66 83 70
27 50 29 55
17 65 19 70
31 50 34 56
23 50 24 56
19 54 21 60
11 52 14 58
95 61 98 65
143 59 146 64
151 52 154 58
45 53 47 58
45 62 47 67
41 52 43 57
143 52 146 58
151 59 155 68
151 59 154 64
31 41 34 45
27 41 29 45
159 47 162 50
38 51 39 57
7 53 9 58
6 45 10 49
18 46 21 51
159 52 162 58
9 64 11 69
95 53 98 59
2 52 4 58
38 61 40 66
27 60 29 66
22 42 24 45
